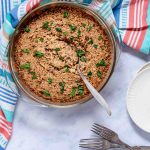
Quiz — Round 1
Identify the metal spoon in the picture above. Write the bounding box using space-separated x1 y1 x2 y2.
77 64 111 115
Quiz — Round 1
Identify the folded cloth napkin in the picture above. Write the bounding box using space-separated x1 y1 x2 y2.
0 0 150 149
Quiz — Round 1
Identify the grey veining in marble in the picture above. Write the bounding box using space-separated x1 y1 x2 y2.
6 45 150 150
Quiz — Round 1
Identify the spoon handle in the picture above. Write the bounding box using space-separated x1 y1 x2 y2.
77 67 112 115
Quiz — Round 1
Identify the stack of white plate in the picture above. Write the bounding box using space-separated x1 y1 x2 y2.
127 62 150 133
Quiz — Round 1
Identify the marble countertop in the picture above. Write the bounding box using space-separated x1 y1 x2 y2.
6 45 150 150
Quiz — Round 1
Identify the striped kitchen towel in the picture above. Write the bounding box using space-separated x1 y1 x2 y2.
0 0 150 149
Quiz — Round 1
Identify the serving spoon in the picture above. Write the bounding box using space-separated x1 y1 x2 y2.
77 64 111 116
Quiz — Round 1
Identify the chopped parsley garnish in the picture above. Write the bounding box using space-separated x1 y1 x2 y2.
42 21 49 29
69 24 76 32
78 85 84 96
59 56 64 61
75 80 79 84
42 90 51 97
47 27 51 31
80 56 87 62
98 35 103 40
77 29 81 38
20 63 30 70
35 37 44 43
24 26 30 32
87 71 92 77
88 38 93 45
76 49 85 57
87 25 92 32
34 51 44 58
96 59 107 67
97 70 102 78
23 48 30 54
59 82 65 94
30 71 37 80
32 74 37 80
48 78 52 84
64 11 69 18
55 48 61 53
70 87 76 97
81 23 86 27
30 71 35 75
64 65 70 72
70 36 74 42
63 31 68 36
39 37 44 42
93 44 98 49
55 28 62 32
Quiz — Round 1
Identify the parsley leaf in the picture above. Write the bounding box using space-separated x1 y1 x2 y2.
96 59 106 67
64 65 70 72
93 44 98 49
78 85 84 96
87 71 92 77
70 36 74 42
20 63 30 70
88 38 93 45
78 29 81 38
81 23 86 27
42 21 49 29
87 25 92 32
98 35 103 40
63 31 68 36
23 49 30 54
34 51 44 58
59 82 65 94
30 71 37 80
64 11 69 18
56 28 62 32
76 49 85 57
70 87 76 97
80 56 87 62
48 78 52 84
24 26 30 32
55 48 61 53
97 70 102 78
42 90 51 96
69 24 76 32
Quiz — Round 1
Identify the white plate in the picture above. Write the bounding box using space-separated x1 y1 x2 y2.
137 62 150 74
127 68 150 133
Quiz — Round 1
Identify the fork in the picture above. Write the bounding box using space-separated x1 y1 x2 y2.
79 138 150 150
91 123 138 150
79 138 120 150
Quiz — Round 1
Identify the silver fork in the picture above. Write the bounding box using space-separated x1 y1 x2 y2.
91 123 139 150
79 138 150 150
79 138 120 150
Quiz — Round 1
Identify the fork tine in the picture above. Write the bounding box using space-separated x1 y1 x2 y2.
93 124 109 133
79 138 104 150
91 126 101 134
80 138 103 143
91 127 112 141
91 128 101 136
79 143 103 150
92 124 114 137
93 123 115 134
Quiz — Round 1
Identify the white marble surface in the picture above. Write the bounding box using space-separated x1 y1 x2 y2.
6 45 150 150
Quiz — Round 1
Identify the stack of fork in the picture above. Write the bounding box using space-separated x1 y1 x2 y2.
79 123 150 150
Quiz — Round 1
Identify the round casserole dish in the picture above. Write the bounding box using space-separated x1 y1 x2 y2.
8 2 117 108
